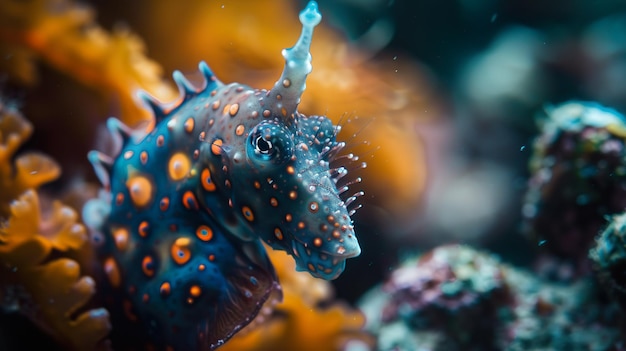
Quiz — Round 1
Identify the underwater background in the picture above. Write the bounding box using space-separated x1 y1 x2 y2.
2 0 626 350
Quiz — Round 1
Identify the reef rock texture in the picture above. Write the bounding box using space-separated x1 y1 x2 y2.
357 245 621 351
523 101 626 275
590 212 626 320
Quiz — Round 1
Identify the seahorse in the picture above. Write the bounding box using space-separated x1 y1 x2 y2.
82 1 362 350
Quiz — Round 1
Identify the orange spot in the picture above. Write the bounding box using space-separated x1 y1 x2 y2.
212 100 220 110
156 135 165 147
332 230 341 239
286 165 295 174
184 118 195 133
143 293 150 303
198 264 206 271
270 197 278 207
138 221 150 238
142 256 155 277
229 103 240 116
289 191 297 200
263 109 271 117
183 191 199 210
190 285 202 297
242 206 254 221
140 151 148 165
253 181 261 189
297 221 306 229
274 228 284 240
126 175 153 207
160 282 171 297
196 225 213 242
285 213 292 222
211 139 223 155
171 237 192 265
113 228 129 251
201 168 216 191
208 254 216 261
104 257 121 288
281 107 287 117
235 124 245 136
160 197 170 211
313 237 323 247
115 192 124 206
168 152 191 181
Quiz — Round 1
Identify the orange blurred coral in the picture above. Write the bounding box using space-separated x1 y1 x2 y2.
0 103 110 351
0 0 176 126
0 101 59 217
222 249 372 351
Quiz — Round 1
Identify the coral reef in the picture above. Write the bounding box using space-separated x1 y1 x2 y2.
590 213 626 311
523 101 626 275
0 102 110 350
358 245 621 351
4 0 626 349
368 245 511 350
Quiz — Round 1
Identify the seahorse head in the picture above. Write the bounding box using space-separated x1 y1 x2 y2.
198 1 361 280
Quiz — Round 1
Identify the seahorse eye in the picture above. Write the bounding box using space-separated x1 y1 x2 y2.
255 135 274 155
247 121 293 164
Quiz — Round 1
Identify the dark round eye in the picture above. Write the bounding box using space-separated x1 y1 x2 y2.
255 135 273 155
247 121 294 165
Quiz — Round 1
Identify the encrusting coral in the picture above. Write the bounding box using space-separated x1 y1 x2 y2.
590 213 626 311
358 245 621 351
0 101 110 350
523 101 626 276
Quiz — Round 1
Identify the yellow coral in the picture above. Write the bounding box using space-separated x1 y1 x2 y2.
0 104 110 350
222 249 372 351
0 101 59 217
0 0 176 126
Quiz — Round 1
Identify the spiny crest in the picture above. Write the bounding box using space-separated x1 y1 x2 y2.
137 61 220 123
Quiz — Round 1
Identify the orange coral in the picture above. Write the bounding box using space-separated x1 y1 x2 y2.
0 101 59 217
0 0 176 126
222 249 372 351
0 103 110 350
